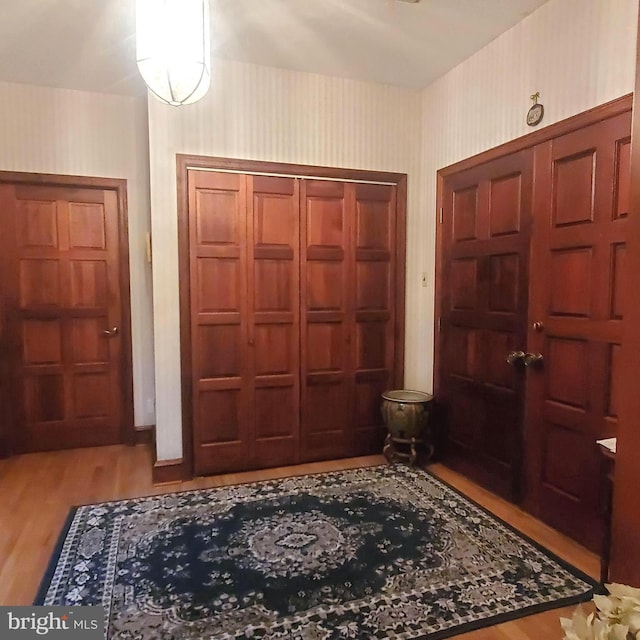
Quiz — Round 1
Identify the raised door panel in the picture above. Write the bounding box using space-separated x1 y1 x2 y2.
553 150 596 226
196 191 239 245
19 260 61 307
198 325 241 379
197 259 240 312
301 180 350 461
306 263 343 310
526 110 631 551
548 249 592 317
198 389 242 445
353 183 396 454
489 173 522 236
70 261 108 309
488 254 519 312
249 175 300 469
18 200 58 248
71 319 109 364
450 259 478 310
452 186 478 241
68 202 107 249
189 170 249 475
23 319 62 365
440 150 533 501
0 184 123 453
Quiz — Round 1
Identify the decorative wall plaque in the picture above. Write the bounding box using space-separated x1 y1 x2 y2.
527 92 544 127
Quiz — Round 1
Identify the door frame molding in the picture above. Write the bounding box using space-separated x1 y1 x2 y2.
0 171 135 456
434 93 633 396
176 154 408 479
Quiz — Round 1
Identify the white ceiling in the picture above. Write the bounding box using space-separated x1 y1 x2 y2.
0 0 550 96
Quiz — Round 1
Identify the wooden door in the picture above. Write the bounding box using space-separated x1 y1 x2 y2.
248 175 300 469
439 150 533 500
0 181 127 453
526 111 631 551
180 156 407 476
300 180 352 461
188 170 249 475
188 170 300 475
352 183 398 454
300 180 398 461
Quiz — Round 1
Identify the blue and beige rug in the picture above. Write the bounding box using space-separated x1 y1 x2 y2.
36 465 597 639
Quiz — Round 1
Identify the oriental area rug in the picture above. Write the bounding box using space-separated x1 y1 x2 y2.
36 465 597 639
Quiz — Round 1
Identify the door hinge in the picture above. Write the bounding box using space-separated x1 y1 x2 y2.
438 317 442 332
439 208 443 224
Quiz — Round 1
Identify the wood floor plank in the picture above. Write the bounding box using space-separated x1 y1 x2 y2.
0 445 598 639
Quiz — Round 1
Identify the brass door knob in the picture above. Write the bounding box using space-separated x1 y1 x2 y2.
103 327 119 337
523 352 544 368
506 350 526 366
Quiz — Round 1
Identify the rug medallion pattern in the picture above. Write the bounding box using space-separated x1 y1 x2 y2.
37 465 597 639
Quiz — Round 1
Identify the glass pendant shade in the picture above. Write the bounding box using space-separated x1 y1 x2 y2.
136 0 211 106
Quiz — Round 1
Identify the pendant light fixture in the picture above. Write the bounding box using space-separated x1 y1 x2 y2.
136 0 211 106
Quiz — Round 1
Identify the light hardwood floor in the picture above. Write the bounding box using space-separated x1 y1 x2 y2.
0 445 598 638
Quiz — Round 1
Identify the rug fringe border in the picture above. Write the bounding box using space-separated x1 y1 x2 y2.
415 590 598 640
33 506 79 605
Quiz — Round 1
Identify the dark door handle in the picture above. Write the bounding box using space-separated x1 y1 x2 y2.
103 327 119 337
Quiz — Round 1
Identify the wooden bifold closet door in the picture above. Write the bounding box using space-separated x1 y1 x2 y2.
301 180 397 462
183 164 402 477
187 171 300 476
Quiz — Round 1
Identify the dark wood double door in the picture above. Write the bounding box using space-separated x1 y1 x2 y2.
438 104 631 552
183 164 404 476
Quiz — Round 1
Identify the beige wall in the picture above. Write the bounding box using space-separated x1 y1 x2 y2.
147 59 422 459
0 81 155 427
417 0 638 390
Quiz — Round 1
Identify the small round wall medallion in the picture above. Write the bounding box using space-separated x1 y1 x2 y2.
527 92 544 127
